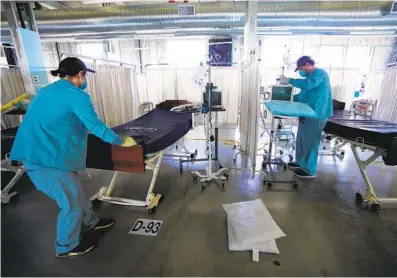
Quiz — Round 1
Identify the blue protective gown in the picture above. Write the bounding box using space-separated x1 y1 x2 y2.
10 79 123 254
289 68 333 175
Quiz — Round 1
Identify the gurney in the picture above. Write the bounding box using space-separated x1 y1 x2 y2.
324 109 397 212
88 100 192 214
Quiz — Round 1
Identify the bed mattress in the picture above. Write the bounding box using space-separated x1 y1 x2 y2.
111 108 192 154
324 109 397 165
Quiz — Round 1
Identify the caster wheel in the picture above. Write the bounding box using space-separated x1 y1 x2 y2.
267 182 272 188
201 183 207 190
279 150 283 155
292 183 298 189
223 173 229 179
341 151 345 156
323 146 326 150
370 203 381 212
222 181 226 189
355 192 363 204
148 206 157 215
283 165 287 171
192 174 198 180
180 166 183 174
233 158 237 163
289 155 293 162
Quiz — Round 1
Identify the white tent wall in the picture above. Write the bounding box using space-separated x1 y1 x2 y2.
374 65 397 123
1 68 25 128
260 36 394 109
39 35 393 127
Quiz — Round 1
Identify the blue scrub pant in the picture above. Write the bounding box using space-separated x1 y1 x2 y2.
26 167 99 254
295 118 327 176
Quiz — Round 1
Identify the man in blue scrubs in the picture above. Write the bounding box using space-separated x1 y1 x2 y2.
10 57 137 258
280 56 333 178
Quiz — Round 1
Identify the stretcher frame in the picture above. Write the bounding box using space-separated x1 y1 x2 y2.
90 150 164 214
1 156 25 204
262 114 298 189
334 136 397 211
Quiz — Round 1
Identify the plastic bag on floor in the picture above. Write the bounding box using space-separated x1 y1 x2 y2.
223 199 286 256
227 219 280 254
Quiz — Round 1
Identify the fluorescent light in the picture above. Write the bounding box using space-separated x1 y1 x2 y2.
350 30 396 35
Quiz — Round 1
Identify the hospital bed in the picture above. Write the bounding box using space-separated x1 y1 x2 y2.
88 100 193 214
323 108 397 212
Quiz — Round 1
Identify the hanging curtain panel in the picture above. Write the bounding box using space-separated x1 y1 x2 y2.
86 63 139 127
212 66 240 127
374 66 397 123
1 68 26 128
239 50 260 175
144 64 239 126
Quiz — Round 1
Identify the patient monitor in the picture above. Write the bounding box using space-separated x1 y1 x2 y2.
270 85 293 101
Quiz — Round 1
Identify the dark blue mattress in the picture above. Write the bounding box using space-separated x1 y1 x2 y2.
324 109 397 165
111 108 192 154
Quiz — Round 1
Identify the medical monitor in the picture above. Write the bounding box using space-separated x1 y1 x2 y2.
271 85 293 101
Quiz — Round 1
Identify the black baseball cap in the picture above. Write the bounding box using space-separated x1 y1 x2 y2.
51 57 95 77
294 56 315 72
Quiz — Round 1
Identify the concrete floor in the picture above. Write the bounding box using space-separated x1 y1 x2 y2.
2 127 397 276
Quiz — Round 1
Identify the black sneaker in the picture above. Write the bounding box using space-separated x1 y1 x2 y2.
56 241 95 258
294 169 316 179
287 162 300 170
92 218 115 231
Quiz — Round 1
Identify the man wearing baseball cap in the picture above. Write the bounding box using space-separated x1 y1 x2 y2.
279 56 333 179
10 57 137 258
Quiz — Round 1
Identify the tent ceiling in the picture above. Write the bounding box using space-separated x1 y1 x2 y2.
1 1 396 41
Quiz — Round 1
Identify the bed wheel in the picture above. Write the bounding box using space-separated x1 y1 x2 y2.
340 151 345 156
222 181 226 189
223 173 229 179
148 207 157 215
201 182 207 190
370 203 381 212
267 182 272 188
289 155 293 162
355 192 363 204
279 150 283 155
192 174 198 180
293 183 298 189
283 164 287 171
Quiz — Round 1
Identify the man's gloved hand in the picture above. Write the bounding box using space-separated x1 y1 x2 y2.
279 77 291 85
122 137 137 147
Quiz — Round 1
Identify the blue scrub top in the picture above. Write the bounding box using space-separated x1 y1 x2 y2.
10 79 123 171
290 68 333 120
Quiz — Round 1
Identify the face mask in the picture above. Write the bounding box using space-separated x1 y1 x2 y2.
79 79 88 90
299 70 308 78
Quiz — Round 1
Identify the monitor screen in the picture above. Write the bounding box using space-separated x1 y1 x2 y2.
271 86 293 101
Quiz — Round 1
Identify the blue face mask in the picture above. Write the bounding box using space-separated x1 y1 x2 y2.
299 70 308 78
79 80 88 90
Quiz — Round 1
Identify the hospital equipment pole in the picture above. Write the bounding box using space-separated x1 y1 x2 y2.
191 60 228 190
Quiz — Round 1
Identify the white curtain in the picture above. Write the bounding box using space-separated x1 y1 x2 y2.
143 64 239 126
87 63 139 127
374 66 397 123
1 68 25 128
239 51 260 174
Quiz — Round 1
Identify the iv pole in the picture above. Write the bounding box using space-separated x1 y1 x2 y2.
191 59 228 190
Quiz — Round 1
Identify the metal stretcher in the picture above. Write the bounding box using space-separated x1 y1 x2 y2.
324 109 397 212
88 100 193 214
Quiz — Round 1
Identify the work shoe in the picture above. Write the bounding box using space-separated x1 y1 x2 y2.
287 162 301 170
294 169 316 179
56 240 95 258
92 218 115 231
